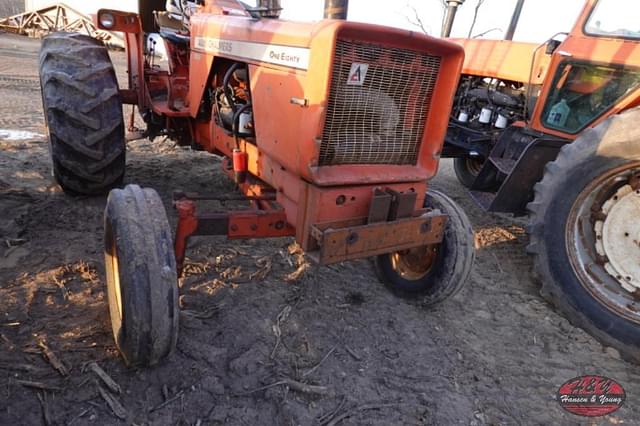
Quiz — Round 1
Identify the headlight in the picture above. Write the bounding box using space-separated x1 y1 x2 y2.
99 12 116 29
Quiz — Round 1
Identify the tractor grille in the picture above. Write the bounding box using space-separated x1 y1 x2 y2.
319 39 441 166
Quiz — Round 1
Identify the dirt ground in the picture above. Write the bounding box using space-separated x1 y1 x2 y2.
1 33 639 426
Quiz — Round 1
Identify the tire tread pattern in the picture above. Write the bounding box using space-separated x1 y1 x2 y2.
104 185 179 366
526 110 640 363
39 32 125 194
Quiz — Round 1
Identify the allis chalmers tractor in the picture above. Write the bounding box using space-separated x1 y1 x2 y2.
38 0 474 365
442 0 640 361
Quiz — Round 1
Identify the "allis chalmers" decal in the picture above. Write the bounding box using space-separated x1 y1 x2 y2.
347 63 369 86
194 37 310 70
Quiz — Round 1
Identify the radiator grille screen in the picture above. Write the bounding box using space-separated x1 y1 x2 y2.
319 39 441 166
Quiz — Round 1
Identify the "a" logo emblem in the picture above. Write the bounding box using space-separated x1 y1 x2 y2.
347 63 369 86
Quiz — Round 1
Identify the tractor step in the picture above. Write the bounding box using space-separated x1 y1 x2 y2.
469 136 567 215
488 157 517 175
469 190 497 211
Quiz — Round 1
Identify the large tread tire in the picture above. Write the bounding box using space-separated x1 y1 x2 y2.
104 185 179 366
527 108 640 363
375 190 475 306
39 32 125 195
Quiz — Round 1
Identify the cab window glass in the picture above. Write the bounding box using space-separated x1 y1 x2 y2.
585 0 640 40
542 62 640 134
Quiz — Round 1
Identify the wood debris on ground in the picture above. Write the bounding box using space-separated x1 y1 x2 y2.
87 362 121 394
38 340 68 376
97 385 128 420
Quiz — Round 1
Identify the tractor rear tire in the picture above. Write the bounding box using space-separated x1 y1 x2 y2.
104 185 179 367
374 190 475 306
39 32 125 195
527 108 640 363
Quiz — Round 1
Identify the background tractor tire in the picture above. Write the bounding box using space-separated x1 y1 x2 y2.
375 189 475 306
39 32 125 195
453 156 499 190
527 108 640 363
104 185 179 367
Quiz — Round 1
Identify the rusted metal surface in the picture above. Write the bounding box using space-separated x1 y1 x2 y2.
311 212 447 265
367 189 393 223
389 246 439 280
174 200 199 276
173 191 276 202
119 89 138 105
173 192 295 276
386 189 417 220
323 0 349 19
367 188 418 223
629 172 640 190
227 209 294 239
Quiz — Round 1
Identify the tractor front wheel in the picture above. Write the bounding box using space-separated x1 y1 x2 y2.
104 185 179 366
528 109 640 363
375 190 475 306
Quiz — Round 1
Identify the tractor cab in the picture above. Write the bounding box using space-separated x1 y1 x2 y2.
437 0 640 363
528 0 640 139
443 0 640 214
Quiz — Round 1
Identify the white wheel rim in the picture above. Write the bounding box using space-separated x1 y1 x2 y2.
566 164 640 323
596 185 640 293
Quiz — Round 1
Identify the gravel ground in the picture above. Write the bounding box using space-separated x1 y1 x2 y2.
1 33 639 426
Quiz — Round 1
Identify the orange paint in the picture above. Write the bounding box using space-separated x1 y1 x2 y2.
449 0 640 140
98 0 465 256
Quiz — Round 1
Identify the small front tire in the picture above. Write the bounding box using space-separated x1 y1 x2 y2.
104 184 179 366
375 190 475 306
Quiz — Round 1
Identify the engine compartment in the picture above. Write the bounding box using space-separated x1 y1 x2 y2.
443 74 529 160
451 75 526 132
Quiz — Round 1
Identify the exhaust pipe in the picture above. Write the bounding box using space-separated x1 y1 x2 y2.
441 0 465 38
257 0 282 18
505 0 525 40
324 0 349 20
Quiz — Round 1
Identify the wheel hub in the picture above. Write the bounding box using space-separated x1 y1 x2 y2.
390 245 438 281
466 157 484 176
595 184 640 293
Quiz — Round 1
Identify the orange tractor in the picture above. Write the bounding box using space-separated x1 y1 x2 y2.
38 0 474 366
442 0 640 361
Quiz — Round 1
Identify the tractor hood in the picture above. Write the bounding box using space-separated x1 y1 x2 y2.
449 38 550 84
189 14 465 186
